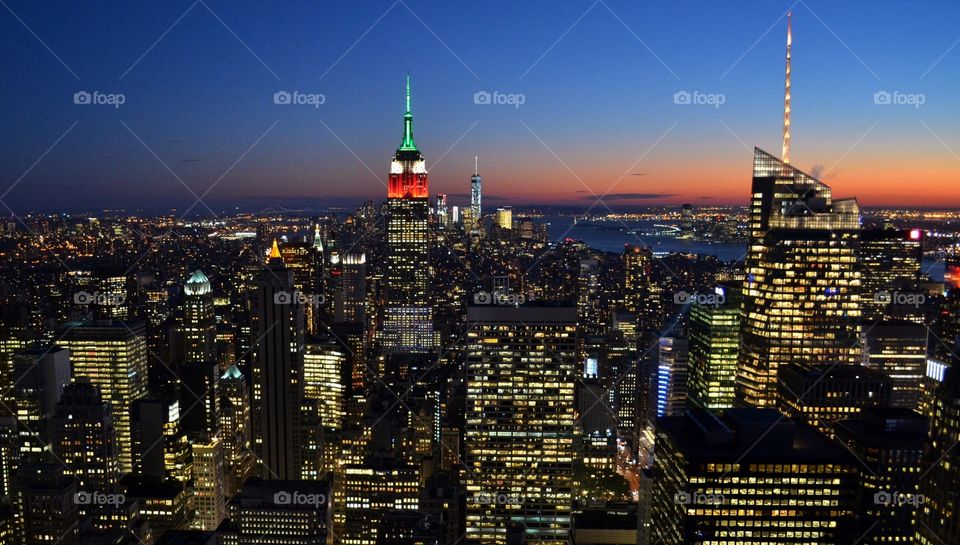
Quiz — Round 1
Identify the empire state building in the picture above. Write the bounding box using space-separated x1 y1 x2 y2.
382 75 434 353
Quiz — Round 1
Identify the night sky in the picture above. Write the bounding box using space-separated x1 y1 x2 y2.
1 0 959 213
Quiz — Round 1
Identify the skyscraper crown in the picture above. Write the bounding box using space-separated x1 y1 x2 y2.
398 73 418 152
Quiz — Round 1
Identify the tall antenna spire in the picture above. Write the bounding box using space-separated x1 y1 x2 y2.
782 11 792 164
405 72 411 113
474 156 478 176
399 73 417 151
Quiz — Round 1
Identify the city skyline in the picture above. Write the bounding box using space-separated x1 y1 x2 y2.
2 4 960 544
2 1 960 213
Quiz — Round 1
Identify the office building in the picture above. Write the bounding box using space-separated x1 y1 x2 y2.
655 337 688 418
464 304 577 544
219 479 329 545
915 363 960 545
738 148 862 407
189 434 225 531
251 241 306 480
495 207 512 230
181 270 217 364
219 365 254 498
836 408 928 545
859 228 923 323
777 363 892 438
651 409 858 544
304 340 347 431
59 321 149 474
687 286 739 410
862 320 927 409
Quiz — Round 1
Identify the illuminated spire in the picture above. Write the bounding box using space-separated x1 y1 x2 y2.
474 155 478 176
269 239 282 261
782 11 792 164
399 73 418 152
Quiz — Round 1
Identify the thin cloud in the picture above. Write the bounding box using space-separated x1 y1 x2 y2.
582 192 676 201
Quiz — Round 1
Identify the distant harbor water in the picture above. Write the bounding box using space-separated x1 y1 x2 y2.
545 218 746 262
545 217 945 281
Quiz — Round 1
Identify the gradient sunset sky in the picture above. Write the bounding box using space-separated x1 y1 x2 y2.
1 0 959 213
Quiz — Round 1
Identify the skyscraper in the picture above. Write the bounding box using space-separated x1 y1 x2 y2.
859 228 923 323
303 340 346 431
650 409 858 545
190 434 226 531
333 252 367 324
470 156 482 233
777 363 892 438
251 241 306 480
623 244 658 342
59 321 149 474
131 397 191 484
494 207 512 230
863 320 927 409
219 365 254 498
687 286 739 410
915 364 960 545
738 13 862 408
655 337 688 418
737 148 862 407
382 75 434 354
435 193 448 229
181 270 216 365
836 408 928 545
464 304 576 544
52 378 120 529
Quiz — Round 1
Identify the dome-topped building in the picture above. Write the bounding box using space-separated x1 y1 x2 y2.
184 269 212 296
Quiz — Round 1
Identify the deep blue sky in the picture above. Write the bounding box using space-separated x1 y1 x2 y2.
2 1 959 213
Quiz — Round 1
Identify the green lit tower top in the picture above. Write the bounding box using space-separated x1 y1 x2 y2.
398 73 418 153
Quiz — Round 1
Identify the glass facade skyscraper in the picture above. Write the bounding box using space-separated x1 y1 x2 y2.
738 148 862 407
